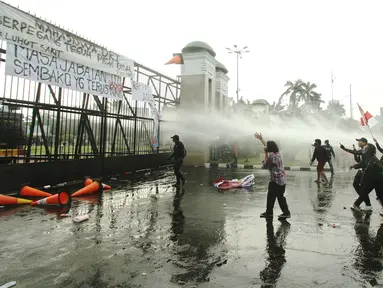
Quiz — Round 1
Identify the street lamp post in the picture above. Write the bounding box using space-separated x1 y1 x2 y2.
226 45 250 103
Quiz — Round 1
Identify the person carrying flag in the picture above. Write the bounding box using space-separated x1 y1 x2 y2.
340 138 381 211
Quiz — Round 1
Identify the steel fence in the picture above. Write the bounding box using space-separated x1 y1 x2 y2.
0 41 180 165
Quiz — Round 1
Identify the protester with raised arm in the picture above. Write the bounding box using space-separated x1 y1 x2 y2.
254 133 291 219
351 143 372 209
340 138 380 211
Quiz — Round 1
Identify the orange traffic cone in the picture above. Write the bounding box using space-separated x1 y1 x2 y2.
72 181 101 197
20 186 52 198
31 191 70 206
84 178 111 190
102 183 111 190
84 178 93 186
0 194 32 205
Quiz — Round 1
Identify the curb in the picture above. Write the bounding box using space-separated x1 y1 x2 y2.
204 163 331 172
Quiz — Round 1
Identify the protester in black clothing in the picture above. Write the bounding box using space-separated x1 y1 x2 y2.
372 137 383 216
324 140 335 175
169 135 186 187
352 144 372 209
373 137 383 154
341 138 380 211
310 139 329 184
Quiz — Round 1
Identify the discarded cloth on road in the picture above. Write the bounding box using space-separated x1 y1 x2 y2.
213 174 254 190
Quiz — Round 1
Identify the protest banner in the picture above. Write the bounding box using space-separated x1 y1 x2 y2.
131 81 161 147
5 43 124 100
132 81 153 101
0 2 134 78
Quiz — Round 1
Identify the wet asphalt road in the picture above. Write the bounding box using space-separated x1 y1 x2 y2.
1 168 383 288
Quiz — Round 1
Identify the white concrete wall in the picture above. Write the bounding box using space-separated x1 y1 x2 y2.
181 51 217 112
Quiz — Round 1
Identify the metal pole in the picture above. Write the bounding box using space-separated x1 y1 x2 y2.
236 53 239 103
226 45 249 103
349 84 353 119
331 69 334 101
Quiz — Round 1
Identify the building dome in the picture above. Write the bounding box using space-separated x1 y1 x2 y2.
182 41 216 57
216 61 228 74
252 99 270 106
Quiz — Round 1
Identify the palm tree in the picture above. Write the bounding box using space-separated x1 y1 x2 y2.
279 79 304 110
269 101 284 113
326 101 346 118
300 82 324 110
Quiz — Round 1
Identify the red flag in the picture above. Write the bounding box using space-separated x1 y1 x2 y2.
357 103 378 128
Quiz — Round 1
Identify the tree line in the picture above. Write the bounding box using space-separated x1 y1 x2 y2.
232 79 348 119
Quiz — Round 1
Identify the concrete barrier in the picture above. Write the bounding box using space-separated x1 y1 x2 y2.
204 163 331 172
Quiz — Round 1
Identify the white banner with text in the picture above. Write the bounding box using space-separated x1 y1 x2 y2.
5 43 124 100
131 81 161 147
0 2 135 78
132 81 153 101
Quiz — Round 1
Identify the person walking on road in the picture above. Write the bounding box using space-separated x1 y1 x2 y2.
169 135 186 187
254 132 291 219
324 140 335 176
310 139 329 185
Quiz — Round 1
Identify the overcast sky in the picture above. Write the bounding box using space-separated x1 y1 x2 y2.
6 0 383 117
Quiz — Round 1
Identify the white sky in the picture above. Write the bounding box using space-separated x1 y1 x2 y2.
5 0 383 117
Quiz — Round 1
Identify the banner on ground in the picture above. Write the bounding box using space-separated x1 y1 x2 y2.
5 43 124 100
0 2 134 78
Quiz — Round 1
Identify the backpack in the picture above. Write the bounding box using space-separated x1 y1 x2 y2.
182 147 187 158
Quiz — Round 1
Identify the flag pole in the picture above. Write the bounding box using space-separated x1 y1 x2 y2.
366 123 374 140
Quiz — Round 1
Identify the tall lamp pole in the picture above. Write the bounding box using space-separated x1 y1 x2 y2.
226 45 250 103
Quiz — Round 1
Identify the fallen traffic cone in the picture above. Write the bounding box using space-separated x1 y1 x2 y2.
31 191 70 206
20 186 52 198
84 178 111 190
0 194 32 205
102 183 111 190
84 178 93 186
72 181 101 197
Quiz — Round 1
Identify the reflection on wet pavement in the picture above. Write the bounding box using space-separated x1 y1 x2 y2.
1 168 383 287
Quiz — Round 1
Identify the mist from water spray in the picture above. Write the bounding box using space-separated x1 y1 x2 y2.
161 106 381 152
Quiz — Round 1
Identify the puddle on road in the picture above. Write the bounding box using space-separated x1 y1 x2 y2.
1 169 383 287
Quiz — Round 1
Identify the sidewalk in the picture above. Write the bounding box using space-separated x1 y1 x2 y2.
204 162 333 171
